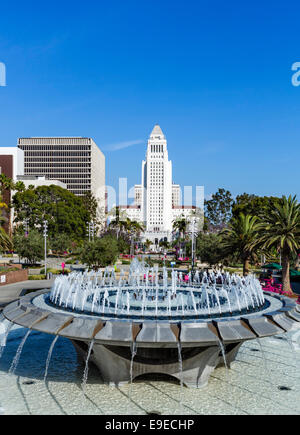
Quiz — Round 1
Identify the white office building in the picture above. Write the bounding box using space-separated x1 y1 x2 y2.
119 125 201 244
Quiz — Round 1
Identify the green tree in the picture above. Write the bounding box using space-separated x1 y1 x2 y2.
49 233 71 255
14 181 26 192
144 239 152 251
173 216 188 257
116 234 130 254
193 232 224 267
221 213 260 276
253 196 300 294
127 220 144 255
78 235 119 270
232 193 281 220
0 227 13 252
159 240 169 250
205 188 233 231
12 185 89 240
82 191 98 222
108 207 130 238
82 191 105 232
0 173 14 194
13 230 44 264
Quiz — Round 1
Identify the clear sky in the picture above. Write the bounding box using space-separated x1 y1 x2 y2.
0 0 299 200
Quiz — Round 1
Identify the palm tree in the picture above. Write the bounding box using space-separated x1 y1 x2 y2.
0 227 13 252
144 239 152 252
221 213 260 276
127 220 144 256
173 216 188 257
159 240 169 250
173 216 188 238
108 207 129 238
254 195 300 295
0 173 14 193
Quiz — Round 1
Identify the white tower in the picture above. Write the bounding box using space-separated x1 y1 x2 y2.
140 124 173 241
118 124 200 246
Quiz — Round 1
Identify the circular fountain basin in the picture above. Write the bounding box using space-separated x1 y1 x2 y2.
3 288 300 388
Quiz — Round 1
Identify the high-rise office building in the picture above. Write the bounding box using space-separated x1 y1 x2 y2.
18 137 106 217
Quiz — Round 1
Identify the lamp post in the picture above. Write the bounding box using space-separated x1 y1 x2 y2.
86 222 90 241
43 220 48 277
24 218 29 237
87 221 95 241
191 217 197 280
91 221 95 240
130 232 134 257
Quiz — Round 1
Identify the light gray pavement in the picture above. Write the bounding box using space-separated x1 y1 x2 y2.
0 279 55 310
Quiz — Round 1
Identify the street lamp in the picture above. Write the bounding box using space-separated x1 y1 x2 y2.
24 218 29 238
91 221 95 240
43 220 48 277
190 217 197 280
86 221 95 241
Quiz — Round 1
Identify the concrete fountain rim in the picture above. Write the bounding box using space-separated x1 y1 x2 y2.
2 289 300 348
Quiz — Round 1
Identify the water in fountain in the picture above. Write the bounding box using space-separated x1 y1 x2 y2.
218 339 228 370
9 329 31 375
47 260 265 321
44 335 59 382
81 339 95 396
0 317 13 359
127 341 138 414
177 342 184 413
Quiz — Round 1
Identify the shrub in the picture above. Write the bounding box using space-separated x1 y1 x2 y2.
121 260 131 265
28 274 46 280
40 268 70 275
78 236 119 270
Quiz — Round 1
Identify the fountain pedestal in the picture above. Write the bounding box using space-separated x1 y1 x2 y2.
73 341 223 388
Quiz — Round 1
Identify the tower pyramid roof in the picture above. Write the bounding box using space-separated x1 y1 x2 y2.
150 124 165 139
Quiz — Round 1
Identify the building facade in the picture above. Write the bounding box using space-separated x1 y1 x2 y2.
0 147 24 180
119 125 201 245
0 147 24 233
18 137 106 221
17 175 67 190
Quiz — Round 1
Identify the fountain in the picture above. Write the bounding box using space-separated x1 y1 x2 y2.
2 259 300 388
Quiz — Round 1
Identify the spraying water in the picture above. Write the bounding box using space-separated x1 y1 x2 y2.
81 339 95 396
9 330 31 375
49 265 265 320
44 335 59 382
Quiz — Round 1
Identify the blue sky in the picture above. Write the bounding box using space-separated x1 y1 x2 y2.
0 0 299 201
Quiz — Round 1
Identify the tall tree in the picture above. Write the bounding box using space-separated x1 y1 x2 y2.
205 188 233 231
173 216 188 257
12 185 89 240
232 193 281 219
253 196 300 294
82 191 105 232
108 207 129 238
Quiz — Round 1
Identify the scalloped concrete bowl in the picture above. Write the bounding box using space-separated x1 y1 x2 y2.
3 290 300 388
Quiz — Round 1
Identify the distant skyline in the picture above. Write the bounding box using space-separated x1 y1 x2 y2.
0 0 299 200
